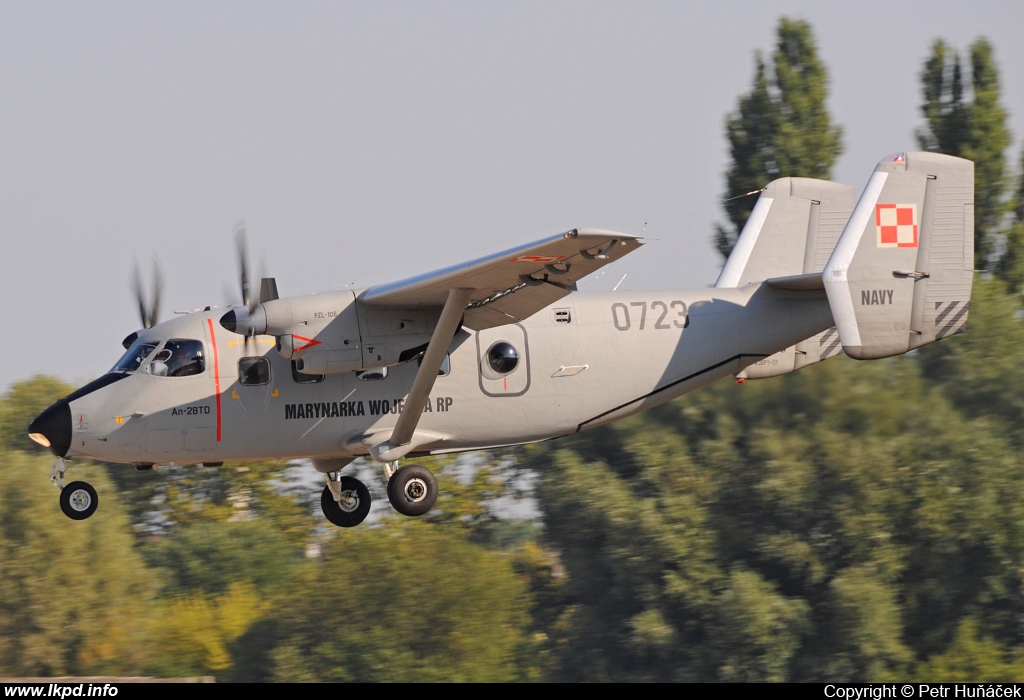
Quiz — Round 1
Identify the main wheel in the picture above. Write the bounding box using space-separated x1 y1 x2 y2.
320 477 371 528
387 465 438 517
60 481 98 520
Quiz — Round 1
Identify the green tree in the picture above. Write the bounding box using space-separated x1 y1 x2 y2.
144 520 300 597
716 18 843 260
0 452 156 676
919 278 1024 446
104 457 319 547
529 307 1024 681
996 146 1024 292
239 522 533 682
145 581 268 679
917 38 1011 268
915 619 1024 681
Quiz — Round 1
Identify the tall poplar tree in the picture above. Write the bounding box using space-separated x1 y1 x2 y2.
996 146 1024 292
917 38 1010 268
715 18 843 260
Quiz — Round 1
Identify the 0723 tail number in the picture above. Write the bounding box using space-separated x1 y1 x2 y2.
611 300 688 331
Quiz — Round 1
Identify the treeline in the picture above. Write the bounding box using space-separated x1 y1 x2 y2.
530 280 1024 681
3 18 1024 682
0 433 544 681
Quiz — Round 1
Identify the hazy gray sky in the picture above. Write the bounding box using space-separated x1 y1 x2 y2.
3 1 1023 393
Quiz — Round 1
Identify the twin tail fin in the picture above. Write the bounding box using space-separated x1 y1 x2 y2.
823 151 974 360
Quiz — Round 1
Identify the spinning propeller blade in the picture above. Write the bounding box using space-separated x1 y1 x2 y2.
130 258 164 329
235 222 252 309
223 223 277 348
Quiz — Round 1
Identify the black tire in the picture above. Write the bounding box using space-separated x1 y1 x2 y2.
320 477 371 528
60 481 98 520
387 464 438 517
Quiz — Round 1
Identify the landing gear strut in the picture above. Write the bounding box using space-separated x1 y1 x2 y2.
52 458 99 520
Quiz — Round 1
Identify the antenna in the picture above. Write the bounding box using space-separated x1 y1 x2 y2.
613 274 627 291
722 187 765 203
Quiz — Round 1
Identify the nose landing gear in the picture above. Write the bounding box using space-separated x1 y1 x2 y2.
60 481 99 520
51 458 99 520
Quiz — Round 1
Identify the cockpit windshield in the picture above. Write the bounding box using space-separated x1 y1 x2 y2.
111 340 158 374
148 339 205 377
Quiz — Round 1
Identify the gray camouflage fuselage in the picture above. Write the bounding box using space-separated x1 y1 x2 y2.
61 284 832 466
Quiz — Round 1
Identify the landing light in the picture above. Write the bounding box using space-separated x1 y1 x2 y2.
28 432 51 448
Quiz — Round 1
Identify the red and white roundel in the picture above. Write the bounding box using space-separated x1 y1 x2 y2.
875 203 918 248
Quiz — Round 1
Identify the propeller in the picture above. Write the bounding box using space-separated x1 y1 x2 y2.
220 223 278 346
130 258 164 329
235 222 253 309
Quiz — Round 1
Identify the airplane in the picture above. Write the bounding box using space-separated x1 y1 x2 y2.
28 152 974 527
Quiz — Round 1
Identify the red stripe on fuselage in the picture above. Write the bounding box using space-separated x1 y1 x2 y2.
206 318 222 441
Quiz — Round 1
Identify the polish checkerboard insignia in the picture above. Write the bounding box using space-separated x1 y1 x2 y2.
875 203 918 248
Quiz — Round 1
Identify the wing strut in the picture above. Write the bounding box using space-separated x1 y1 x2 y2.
373 287 473 463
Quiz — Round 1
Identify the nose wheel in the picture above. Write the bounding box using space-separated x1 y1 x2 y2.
51 458 99 520
386 464 438 517
60 481 99 520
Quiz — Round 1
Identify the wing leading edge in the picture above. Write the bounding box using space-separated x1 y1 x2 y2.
359 228 642 330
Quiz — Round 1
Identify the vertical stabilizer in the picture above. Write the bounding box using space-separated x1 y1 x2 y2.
823 152 974 360
719 177 855 380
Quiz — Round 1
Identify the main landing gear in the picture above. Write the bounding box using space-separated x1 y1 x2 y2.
51 458 99 520
319 461 439 527
320 475 371 528
386 464 438 517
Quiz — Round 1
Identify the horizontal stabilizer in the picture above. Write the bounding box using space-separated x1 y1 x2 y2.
764 272 825 291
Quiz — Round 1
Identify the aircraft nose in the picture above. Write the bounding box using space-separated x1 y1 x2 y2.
28 400 72 458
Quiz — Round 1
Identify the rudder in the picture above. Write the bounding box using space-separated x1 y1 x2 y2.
823 152 974 360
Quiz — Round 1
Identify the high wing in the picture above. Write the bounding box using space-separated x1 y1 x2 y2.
359 228 642 330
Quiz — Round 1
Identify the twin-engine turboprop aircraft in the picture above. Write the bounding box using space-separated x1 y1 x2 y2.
29 152 975 526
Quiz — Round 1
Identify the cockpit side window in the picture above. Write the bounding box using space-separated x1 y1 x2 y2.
148 339 206 377
112 340 158 374
239 357 271 385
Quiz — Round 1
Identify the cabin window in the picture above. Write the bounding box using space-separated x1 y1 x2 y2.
291 360 324 384
112 340 158 374
356 367 388 381
239 357 271 385
148 339 206 377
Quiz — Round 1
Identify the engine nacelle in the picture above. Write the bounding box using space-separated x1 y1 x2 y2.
227 289 442 376
256 290 362 374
